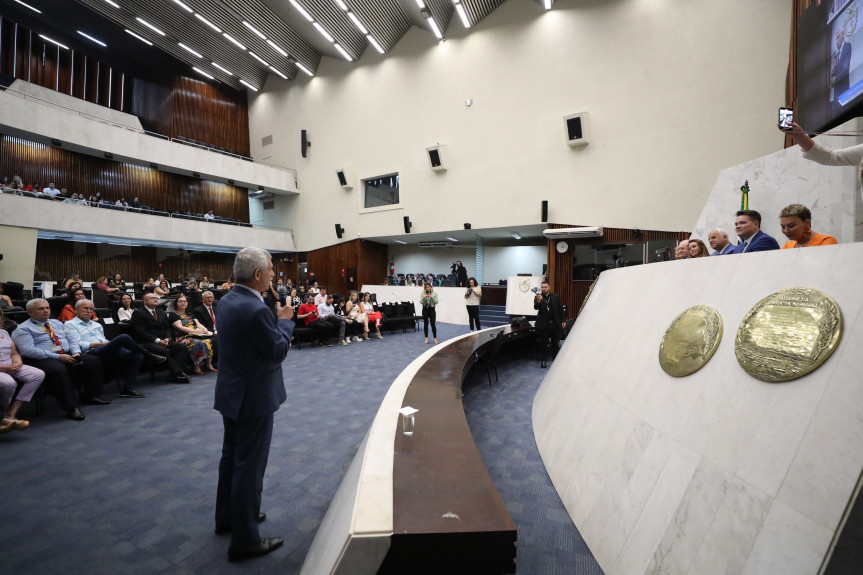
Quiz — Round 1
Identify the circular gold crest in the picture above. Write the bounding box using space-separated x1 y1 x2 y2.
735 288 843 383
659 305 723 377
518 279 531 293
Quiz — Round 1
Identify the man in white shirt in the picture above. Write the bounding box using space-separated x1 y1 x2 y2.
64 299 165 398
204 209 215 221
314 286 328 307
42 182 61 197
317 294 348 345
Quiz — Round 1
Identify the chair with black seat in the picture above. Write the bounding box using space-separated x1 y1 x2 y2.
91 287 112 311
402 301 422 331
471 328 507 387
379 303 396 334
46 296 67 319
2 281 24 300
392 303 412 333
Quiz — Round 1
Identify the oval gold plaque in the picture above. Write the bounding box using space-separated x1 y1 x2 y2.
659 305 723 377
735 287 843 383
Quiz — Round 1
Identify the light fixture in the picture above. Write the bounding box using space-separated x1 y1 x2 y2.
296 62 313 76
269 66 288 79
104 152 114 159
367 36 384 54
257 185 265 191
428 18 443 39
179 43 203 58
211 62 233 75
13 0 41 14
335 0 348 9
266 39 288 57
100 0 120 8
543 0 552 8
223 33 246 50
445 237 459 242
39 35 69 49
394 240 407 245
240 79 259 91
242 21 267 40
150 162 159 169
194 13 222 33
125 29 153 45
136 18 166 36
313 22 335 42
289 0 315 22
347 12 368 34
334 43 352 61
171 0 193 13
193 67 214 80
511 232 521 240
249 51 268 66
50 138 63 147
77 31 107 47
453 1 470 28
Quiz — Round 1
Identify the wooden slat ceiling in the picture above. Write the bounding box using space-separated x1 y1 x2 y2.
0 0 538 92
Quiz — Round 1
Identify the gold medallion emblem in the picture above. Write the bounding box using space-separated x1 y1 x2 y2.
659 305 723 377
518 279 531 293
735 288 842 383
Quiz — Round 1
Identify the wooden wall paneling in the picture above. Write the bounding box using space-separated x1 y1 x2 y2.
14 26 29 82
110 68 123 110
0 19 16 76
358 240 389 288
58 48 72 95
307 240 360 296
98 62 111 107
173 75 250 155
84 56 98 103
131 76 174 136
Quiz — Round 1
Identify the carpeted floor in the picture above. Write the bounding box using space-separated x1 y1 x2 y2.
1 322 602 574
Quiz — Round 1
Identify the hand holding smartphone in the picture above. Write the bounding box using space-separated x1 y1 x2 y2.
779 107 794 131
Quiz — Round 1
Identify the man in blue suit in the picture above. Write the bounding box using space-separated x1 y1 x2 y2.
214 247 295 562
731 210 780 254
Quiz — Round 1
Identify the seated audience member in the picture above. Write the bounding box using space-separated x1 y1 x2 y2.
675 239 691 259
94 276 122 301
298 293 330 348
154 280 172 305
405 275 415 287
218 276 234 290
12 299 107 421
58 288 99 322
204 209 215 221
308 281 320 294
157 273 167 284
334 294 362 341
62 193 79 204
731 210 780 253
314 286 329 307
778 204 838 249
169 295 215 375
276 279 288 298
64 274 82 291
199 276 212 290
88 192 102 206
688 239 710 258
65 299 164 398
117 293 135 322
130 197 141 209
129 292 191 383
192 291 218 333
61 280 82 298
142 278 157 294
287 288 301 312
285 278 293 290
179 279 199 297
115 197 129 208
297 284 306 297
708 228 736 255
360 292 383 339
0 310 45 432
0 284 13 309
109 273 128 294
43 183 61 197
318 293 349 345
345 291 368 341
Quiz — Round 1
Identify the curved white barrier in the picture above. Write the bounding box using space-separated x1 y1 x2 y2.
533 244 863 575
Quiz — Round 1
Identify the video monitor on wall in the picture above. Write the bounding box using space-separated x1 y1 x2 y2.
798 0 863 133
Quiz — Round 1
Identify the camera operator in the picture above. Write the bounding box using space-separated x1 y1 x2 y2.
452 260 468 287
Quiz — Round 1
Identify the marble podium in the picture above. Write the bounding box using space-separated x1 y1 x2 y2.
533 244 863 574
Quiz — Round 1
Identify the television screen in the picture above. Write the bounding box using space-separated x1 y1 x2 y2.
798 0 863 132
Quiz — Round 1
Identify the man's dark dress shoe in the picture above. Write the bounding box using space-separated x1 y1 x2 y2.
227 537 283 563
214 512 267 535
66 407 86 421
119 388 146 398
168 372 190 383
143 353 167 364
541 361 547 369
83 396 111 405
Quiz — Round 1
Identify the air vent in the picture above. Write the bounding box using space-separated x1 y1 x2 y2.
262 135 273 147
263 200 275 210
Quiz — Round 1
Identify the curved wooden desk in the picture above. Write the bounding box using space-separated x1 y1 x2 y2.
300 325 529 575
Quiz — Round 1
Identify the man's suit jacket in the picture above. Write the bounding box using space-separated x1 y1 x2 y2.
711 243 736 256
731 230 780 254
192 304 217 333
214 285 295 421
534 293 565 331
129 306 174 343
456 266 468 287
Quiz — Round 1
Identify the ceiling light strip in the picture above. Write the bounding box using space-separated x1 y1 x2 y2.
242 21 266 40
266 39 288 57
194 13 222 33
222 33 246 50
239 79 259 92
171 0 193 13
212 62 233 75
39 34 69 49
13 0 41 14
136 17 166 36
296 62 314 76
179 43 203 58
289 0 315 22
334 43 352 62
192 66 214 80
268 66 288 80
125 29 153 45
454 2 470 28
100 0 120 8
77 31 107 47
367 35 384 54
249 51 268 66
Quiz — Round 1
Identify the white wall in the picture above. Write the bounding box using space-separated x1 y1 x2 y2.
483 245 546 284
0 225 38 287
387 244 476 280
248 0 790 251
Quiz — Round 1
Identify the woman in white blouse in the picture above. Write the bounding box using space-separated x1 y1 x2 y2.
117 293 135 322
345 291 369 341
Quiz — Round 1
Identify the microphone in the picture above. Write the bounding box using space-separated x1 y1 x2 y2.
391 291 399 303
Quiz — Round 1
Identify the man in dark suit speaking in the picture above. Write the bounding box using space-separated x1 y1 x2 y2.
534 281 566 369
213 247 295 563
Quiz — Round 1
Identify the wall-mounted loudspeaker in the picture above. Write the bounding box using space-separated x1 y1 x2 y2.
464 223 471 230
563 112 590 147
335 223 345 239
426 145 447 172
335 167 354 190
403 216 412 234
541 200 548 223
301 129 311 158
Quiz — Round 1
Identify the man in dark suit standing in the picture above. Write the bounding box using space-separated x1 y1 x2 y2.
833 29 852 110
214 247 294 563
129 292 191 383
534 281 566 369
730 210 780 254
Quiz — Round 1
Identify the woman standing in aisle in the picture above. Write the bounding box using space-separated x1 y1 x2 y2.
420 282 439 344
464 277 482 331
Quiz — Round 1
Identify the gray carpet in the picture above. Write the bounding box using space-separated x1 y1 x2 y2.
1 323 602 574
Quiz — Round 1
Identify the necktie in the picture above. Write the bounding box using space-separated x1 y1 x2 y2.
151 309 158 321
742 241 749 253
42 321 62 349
209 307 216 328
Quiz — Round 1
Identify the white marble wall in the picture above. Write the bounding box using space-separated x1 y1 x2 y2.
692 118 863 246
532 244 863 575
